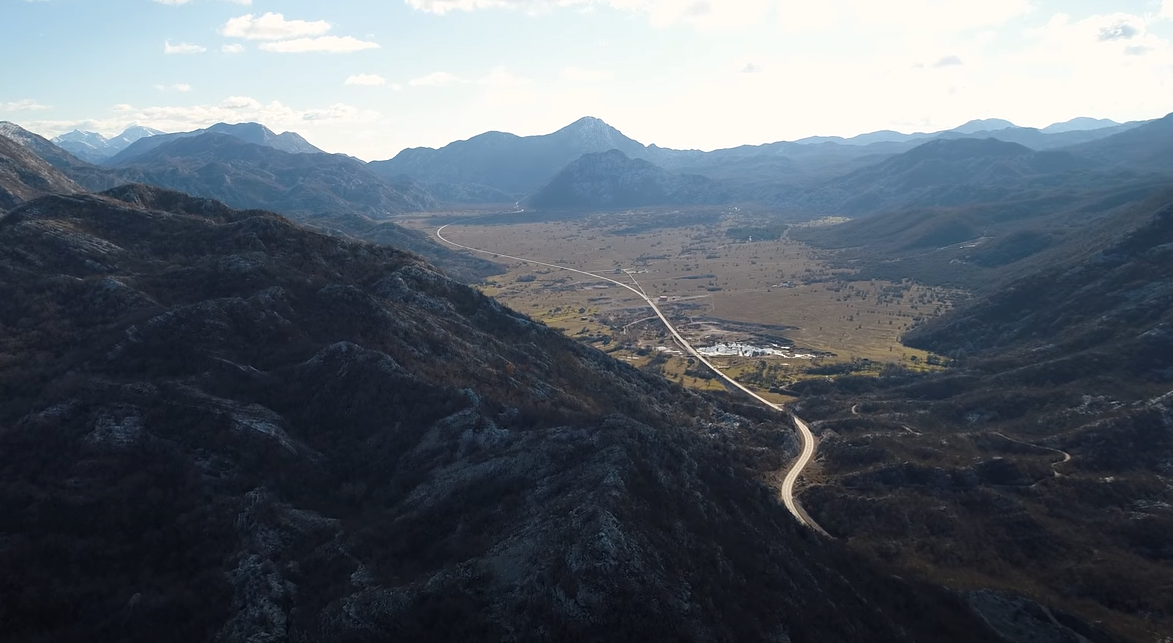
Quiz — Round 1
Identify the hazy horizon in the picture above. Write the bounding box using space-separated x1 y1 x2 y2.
4 0 1172 160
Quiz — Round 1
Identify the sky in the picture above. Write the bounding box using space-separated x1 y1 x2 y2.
3 0 1172 160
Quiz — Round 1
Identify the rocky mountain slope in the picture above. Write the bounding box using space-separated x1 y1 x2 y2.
0 121 127 192
906 193 1173 372
108 132 504 281
790 193 1173 642
525 149 731 210
0 134 82 210
0 123 499 282
107 122 322 166
790 117 1173 290
1066 112 1173 172
114 132 434 216
0 185 1041 643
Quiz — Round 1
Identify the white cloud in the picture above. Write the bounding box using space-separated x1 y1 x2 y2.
1163 0 1173 19
258 36 380 53
222 43 245 54
0 99 50 112
220 12 331 40
112 104 135 112
562 67 613 82
346 73 388 86
404 0 1028 32
154 83 193 92
164 41 206 54
302 103 381 123
409 71 463 86
391 83 404 91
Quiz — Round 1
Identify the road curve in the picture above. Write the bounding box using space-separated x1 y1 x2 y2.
436 221 825 533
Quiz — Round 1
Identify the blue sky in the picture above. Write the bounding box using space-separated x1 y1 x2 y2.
3 0 1172 160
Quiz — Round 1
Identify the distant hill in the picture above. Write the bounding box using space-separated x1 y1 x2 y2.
1065 112 1173 173
370 116 651 195
907 194 1173 369
116 132 431 215
778 137 1108 217
111 132 499 281
935 123 1142 150
370 115 1147 200
950 118 1018 134
525 149 732 210
1042 117 1121 134
107 122 323 166
53 125 165 163
0 134 82 209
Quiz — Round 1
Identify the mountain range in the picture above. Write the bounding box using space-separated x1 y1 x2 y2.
53 125 165 163
3 105 1173 641
42 113 1148 211
0 122 498 282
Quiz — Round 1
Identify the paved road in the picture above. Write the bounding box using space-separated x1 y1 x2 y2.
437 221 825 533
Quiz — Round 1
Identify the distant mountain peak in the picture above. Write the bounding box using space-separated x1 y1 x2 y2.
951 118 1018 134
556 116 632 147
1042 117 1121 134
106 121 323 165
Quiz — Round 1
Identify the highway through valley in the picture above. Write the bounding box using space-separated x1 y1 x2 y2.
437 220 826 534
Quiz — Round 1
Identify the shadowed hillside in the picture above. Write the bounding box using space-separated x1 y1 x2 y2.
0 185 1048 643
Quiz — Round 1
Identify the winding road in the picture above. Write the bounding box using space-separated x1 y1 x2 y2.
437 220 826 533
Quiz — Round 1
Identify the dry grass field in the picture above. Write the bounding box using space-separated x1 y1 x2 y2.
399 209 959 398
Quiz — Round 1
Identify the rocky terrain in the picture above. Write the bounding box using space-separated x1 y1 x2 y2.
113 132 435 216
0 123 500 282
0 134 82 210
525 149 731 210
791 194 1173 641
0 185 1078 643
0 121 127 192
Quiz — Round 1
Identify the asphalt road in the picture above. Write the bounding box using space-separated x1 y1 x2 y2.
437 221 825 533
